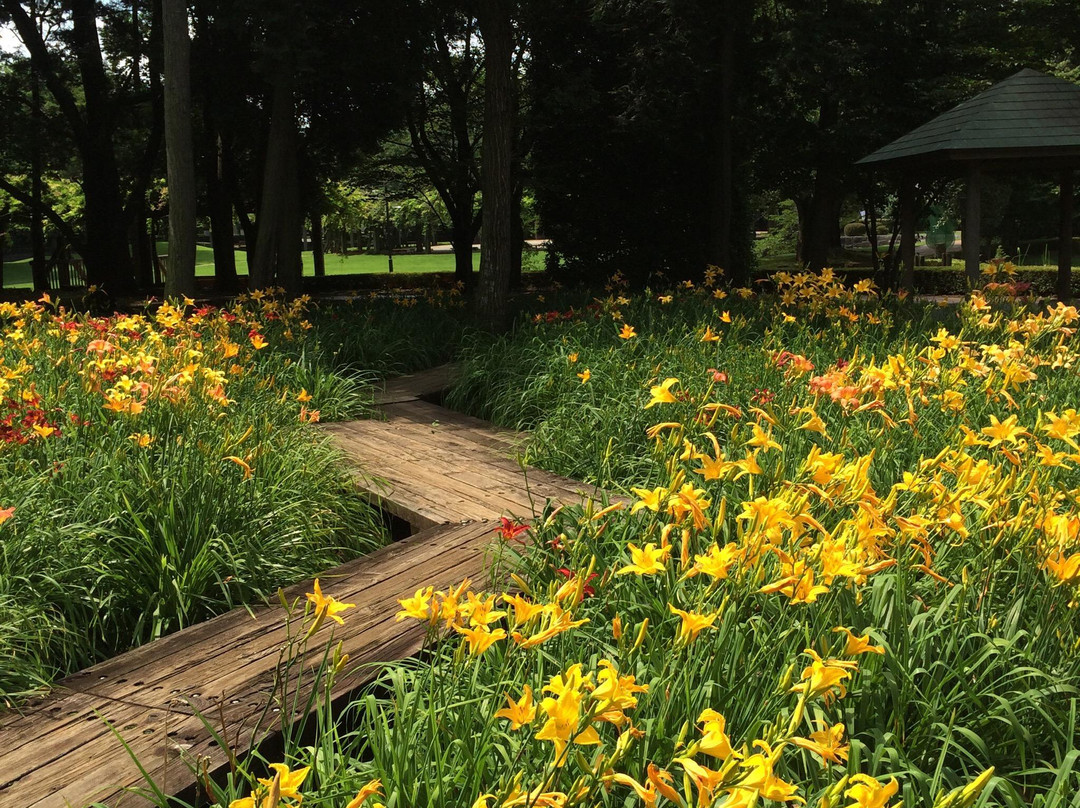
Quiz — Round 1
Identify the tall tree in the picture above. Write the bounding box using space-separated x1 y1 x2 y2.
527 0 756 286
162 0 196 298
1 0 141 293
475 0 515 330
405 3 483 285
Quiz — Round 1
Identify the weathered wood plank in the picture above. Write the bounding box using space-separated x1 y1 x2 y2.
326 417 622 526
373 363 459 405
0 521 496 808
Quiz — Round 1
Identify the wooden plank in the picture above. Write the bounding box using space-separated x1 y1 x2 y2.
0 693 191 808
327 418 621 524
328 415 582 499
373 364 458 405
0 522 496 808
380 400 524 451
63 523 492 705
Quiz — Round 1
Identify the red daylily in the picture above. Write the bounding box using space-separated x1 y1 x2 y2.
496 517 530 543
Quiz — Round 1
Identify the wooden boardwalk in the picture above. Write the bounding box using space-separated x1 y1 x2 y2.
0 367 614 808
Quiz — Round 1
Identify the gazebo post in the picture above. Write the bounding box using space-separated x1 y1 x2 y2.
1060 170 1074 301
964 163 982 286
899 176 916 293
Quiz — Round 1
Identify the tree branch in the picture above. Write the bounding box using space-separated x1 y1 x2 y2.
0 175 82 249
0 0 88 145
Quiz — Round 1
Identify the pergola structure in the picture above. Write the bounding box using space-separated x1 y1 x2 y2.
858 69 1080 298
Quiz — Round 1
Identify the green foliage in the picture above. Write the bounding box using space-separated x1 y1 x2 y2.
756 199 801 259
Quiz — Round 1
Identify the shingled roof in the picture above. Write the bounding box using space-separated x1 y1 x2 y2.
858 69 1080 167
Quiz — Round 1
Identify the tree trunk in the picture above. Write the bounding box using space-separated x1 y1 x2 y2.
797 188 842 271
311 210 325 277
125 0 163 291
475 0 515 332
70 0 134 293
452 216 476 283
132 202 154 288
705 23 735 279
163 0 197 299
509 181 523 288
29 49 48 293
208 134 238 290
0 206 6 289
963 164 982 286
863 188 881 280
899 177 916 293
250 69 302 295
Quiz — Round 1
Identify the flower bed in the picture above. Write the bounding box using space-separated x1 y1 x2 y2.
193 271 1080 808
0 292 386 703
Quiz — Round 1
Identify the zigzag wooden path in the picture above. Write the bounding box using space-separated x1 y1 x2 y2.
0 366 614 808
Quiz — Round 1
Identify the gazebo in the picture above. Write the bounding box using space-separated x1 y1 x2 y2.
858 69 1080 298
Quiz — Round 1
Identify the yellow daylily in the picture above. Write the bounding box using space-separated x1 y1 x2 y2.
618 542 672 575
845 774 899 808
631 486 667 513
981 414 1025 447
735 740 802 803
791 649 857 703
454 624 506 656
697 708 733 759
833 626 886 656
257 764 310 801
306 578 356 627
396 586 434 621
668 604 718 644
345 780 383 808
791 722 849 766
746 422 782 452
645 377 680 408
535 669 601 763
798 407 828 436
494 685 537 729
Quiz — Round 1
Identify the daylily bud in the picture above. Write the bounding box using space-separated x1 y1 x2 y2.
265 770 281 808
633 618 649 651
778 662 795 692
510 573 531 596
934 767 994 808
304 603 328 640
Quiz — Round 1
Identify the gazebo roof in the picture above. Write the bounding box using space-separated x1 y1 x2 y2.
858 69 1080 168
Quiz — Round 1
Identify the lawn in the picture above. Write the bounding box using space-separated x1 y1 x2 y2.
0 246 480 288
155 268 1080 808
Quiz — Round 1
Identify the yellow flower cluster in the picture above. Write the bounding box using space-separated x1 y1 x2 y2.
0 291 321 452
396 574 597 656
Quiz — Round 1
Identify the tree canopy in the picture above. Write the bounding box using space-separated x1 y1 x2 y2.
0 0 1076 310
